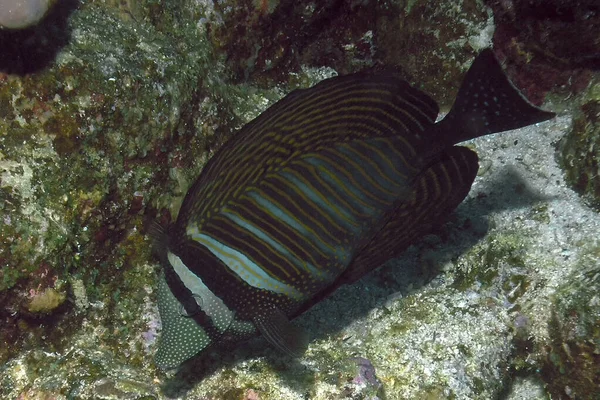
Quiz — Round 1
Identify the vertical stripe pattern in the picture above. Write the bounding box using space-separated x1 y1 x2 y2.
174 69 441 306
341 146 480 284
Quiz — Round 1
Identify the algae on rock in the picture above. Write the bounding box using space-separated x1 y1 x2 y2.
558 78 600 210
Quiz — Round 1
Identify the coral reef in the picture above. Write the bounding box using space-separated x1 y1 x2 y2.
0 0 228 367
538 244 600 399
377 0 495 106
0 0 598 399
207 0 495 108
486 0 599 105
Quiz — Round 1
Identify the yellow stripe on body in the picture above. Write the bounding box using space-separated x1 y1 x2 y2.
417 172 430 206
399 88 439 117
293 94 429 138
249 81 377 131
304 161 372 220
189 77 435 230
320 147 396 206
307 153 378 213
353 139 412 184
284 166 362 231
269 173 348 235
219 208 302 277
450 153 466 186
247 189 334 263
268 91 412 133
270 84 432 134
287 120 393 150
339 143 407 198
187 225 305 300
428 168 442 199
270 171 360 266
261 179 341 246
233 197 326 276
287 103 413 145
370 136 420 176
438 163 453 194
223 209 333 281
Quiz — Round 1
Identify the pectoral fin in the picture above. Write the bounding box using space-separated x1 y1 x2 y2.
253 306 308 357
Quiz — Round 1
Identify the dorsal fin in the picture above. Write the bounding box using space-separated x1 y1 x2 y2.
176 68 439 232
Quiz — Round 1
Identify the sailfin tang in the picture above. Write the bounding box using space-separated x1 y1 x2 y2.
253 306 308 357
436 49 555 146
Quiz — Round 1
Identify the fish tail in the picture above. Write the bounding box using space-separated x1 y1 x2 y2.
437 48 555 145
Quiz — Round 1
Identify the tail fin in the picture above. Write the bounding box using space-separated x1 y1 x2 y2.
438 48 555 145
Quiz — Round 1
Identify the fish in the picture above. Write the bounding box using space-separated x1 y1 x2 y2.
151 48 555 369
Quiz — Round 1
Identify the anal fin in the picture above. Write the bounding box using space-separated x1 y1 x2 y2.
340 146 480 284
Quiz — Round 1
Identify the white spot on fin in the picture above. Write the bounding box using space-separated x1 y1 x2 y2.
155 272 211 369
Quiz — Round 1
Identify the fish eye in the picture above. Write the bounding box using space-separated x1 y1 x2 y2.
178 293 203 317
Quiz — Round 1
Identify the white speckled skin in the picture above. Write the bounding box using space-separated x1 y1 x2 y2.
0 0 50 29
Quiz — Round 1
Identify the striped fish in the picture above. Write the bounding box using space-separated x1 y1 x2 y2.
151 49 555 369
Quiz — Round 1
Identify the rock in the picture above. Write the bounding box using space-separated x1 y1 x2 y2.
558 78 600 210
0 0 53 29
27 287 65 314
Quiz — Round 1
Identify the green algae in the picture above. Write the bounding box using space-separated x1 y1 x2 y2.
207 0 493 109
558 78 600 211
537 242 600 399
452 231 530 294
502 274 531 304
527 203 551 224
1 0 318 381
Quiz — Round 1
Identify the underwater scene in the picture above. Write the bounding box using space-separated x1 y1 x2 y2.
0 0 599 399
